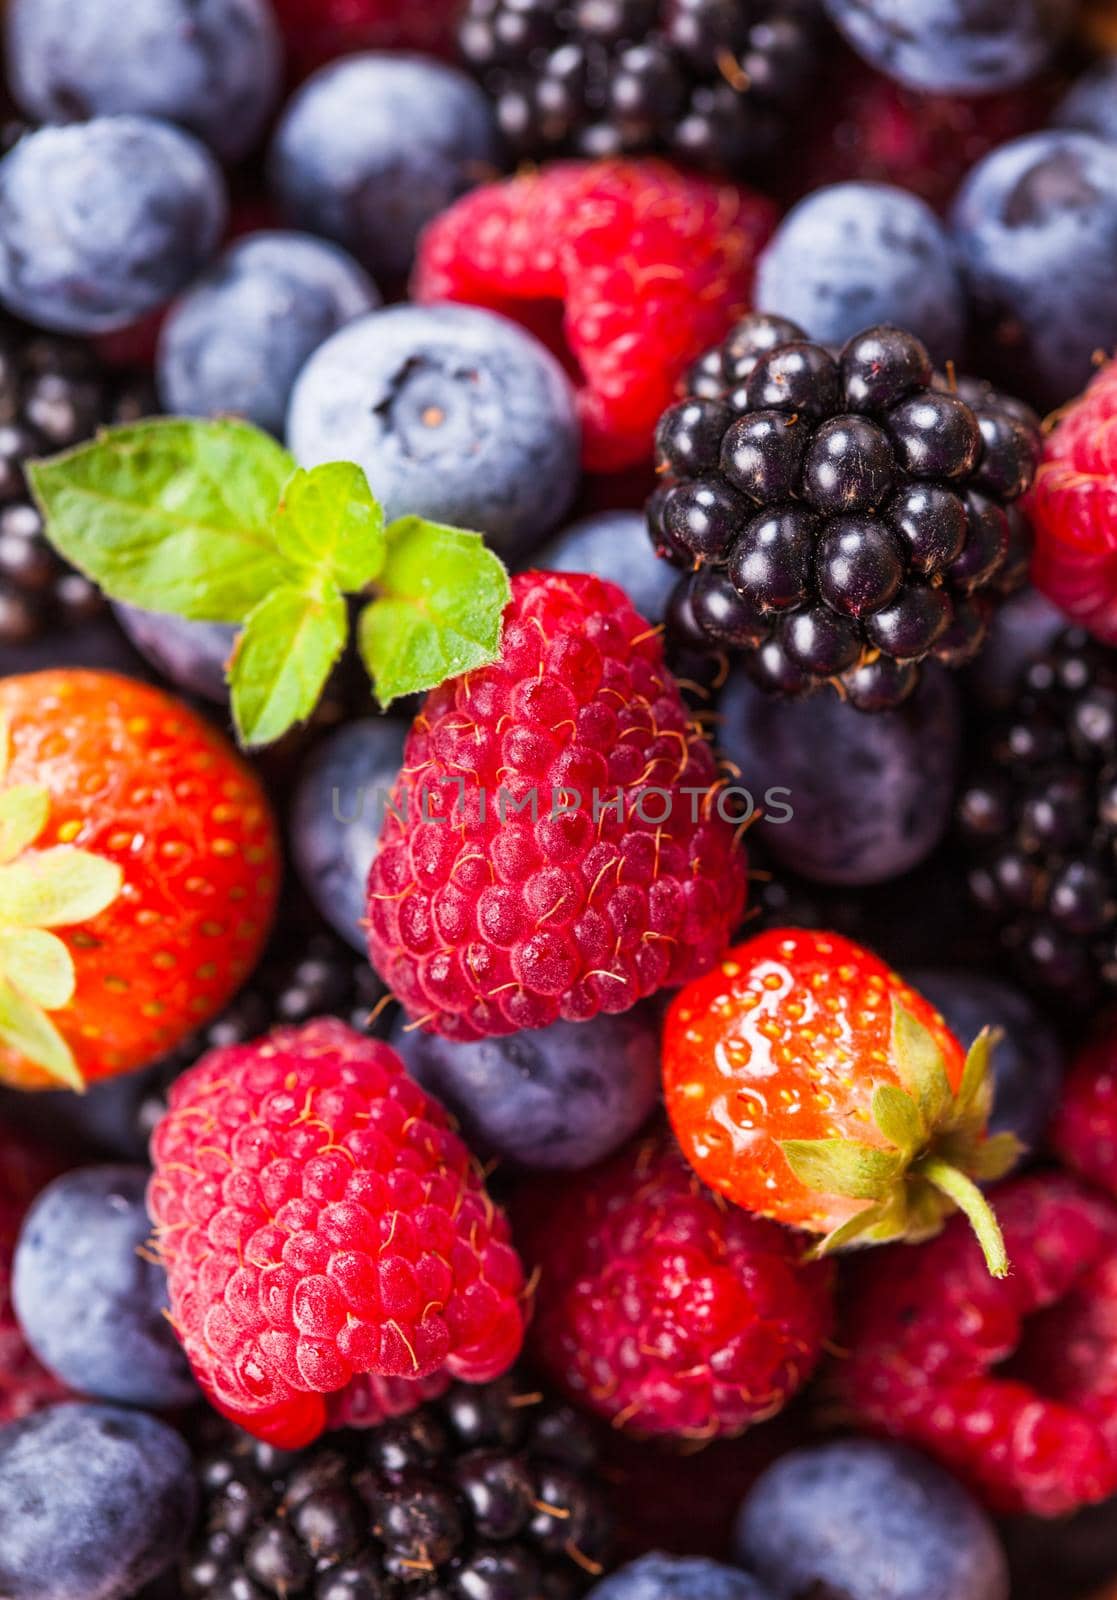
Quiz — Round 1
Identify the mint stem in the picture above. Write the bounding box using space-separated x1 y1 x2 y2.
917 1155 1009 1279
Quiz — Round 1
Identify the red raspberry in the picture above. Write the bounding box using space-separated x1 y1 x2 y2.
366 570 747 1041
1030 360 1117 643
148 1018 525 1449
271 0 459 77
518 1127 834 1441
796 57 1049 213
0 1130 68 1426
1052 1026 1117 1197
831 1173 1117 1517
412 160 776 473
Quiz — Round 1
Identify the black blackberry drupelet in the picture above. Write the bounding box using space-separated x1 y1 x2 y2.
0 317 156 647
958 628 1117 1006
651 317 1041 711
182 1377 613 1600
458 0 823 173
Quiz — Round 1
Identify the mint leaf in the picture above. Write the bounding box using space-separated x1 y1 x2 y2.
229 583 348 747
274 464 386 591
358 518 510 708
29 418 294 622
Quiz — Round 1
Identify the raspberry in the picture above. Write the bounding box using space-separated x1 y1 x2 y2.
1052 1029 1117 1199
0 1130 67 1426
1030 359 1117 645
797 57 1050 213
412 160 776 472
519 1127 834 1440
365 570 747 1041
831 1173 1117 1517
271 0 459 77
148 1019 526 1450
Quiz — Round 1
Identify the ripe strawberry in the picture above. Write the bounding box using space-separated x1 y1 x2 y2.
663 929 1017 1273
1052 1024 1117 1199
518 1126 833 1441
366 570 747 1042
0 670 279 1090
1030 359 1117 645
149 1018 526 1449
830 1173 1117 1517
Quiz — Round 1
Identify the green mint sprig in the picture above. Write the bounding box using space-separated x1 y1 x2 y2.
28 418 511 747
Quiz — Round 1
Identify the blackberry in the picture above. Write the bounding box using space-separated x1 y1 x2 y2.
0 316 156 647
458 0 824 175
182 1377 613 1600
958 628 1117 1007
651 317 1041 711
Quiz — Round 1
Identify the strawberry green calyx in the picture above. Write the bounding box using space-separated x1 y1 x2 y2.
28 418 511 747
781 1004 1020 1278
0 720 122 1088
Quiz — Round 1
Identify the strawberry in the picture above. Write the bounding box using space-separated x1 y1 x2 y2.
0 669 279 1090
663 928 1017 1274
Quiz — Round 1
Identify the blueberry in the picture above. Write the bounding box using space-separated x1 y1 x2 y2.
290 718 407 953
1054 57 1117 148
733 1439 1009 1600
821 0 1067 93
966 586 1066 711
112 604 236 703
755 184 966 364
720 662 961 885
269 53 500 282
0 116 227 335
392 1003 661 1170
535 511 678 624
0 1403 196 1600
12 1165 195 1409
0 613 150 678
0 1064 167 1163
589 1554 773 1600
158 233 380 437
287 304 580 559
6 0 282 163
907 969 1063 1153
951 132 1117 410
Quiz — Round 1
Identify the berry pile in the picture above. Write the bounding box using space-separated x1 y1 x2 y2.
959 628 1117 1006
458 0 823 174
8 5 1117 1600
652 316 1041 710
183 1378 612 1600
0 323 154 647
